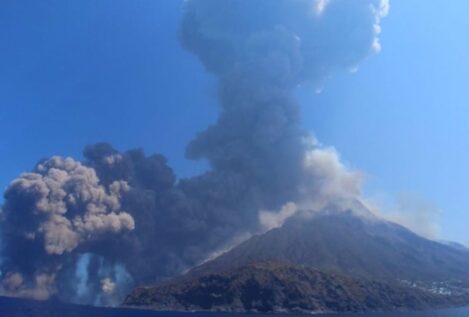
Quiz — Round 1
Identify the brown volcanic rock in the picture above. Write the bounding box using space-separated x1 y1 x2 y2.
123 261 453 314
125 207 469 313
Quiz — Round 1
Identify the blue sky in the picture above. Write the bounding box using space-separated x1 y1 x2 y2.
1 1 468 243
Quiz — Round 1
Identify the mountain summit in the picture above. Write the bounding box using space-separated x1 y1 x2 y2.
193 207 469 282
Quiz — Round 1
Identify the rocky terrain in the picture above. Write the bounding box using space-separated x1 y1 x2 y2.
124 261 469 314
124 208 469 314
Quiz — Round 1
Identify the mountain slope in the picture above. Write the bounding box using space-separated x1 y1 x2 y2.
191 210 469 282
124 261 468 314
125 207 469 313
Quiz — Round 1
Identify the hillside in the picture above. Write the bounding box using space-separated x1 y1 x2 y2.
124 207 469 313
124 261 466 314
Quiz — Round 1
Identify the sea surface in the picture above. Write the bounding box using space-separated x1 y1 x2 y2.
111 306 469 317
3 305 469 316
118 306 469 317
320 306 469 316
143 306 469 317
1 297 469 317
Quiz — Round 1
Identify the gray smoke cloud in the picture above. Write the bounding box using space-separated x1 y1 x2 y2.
0 0 388 305
180 0 386 213
0 156 134 301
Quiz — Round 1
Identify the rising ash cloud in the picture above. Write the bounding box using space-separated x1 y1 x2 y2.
0 0 388 305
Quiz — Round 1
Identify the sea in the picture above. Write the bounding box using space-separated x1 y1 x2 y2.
3 305 469 317
111 306 469 317
120 306 469 317
139 307 469 317
1 297 469 317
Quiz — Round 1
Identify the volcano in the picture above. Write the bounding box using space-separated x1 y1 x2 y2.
124 204 469 313
191 203 469 282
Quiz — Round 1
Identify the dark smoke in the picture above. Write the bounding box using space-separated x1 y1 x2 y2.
0 0 388 305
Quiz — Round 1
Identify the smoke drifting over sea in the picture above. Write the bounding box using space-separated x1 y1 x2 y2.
0 0 389 305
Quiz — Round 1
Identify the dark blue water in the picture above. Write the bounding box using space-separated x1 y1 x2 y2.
137 306 469 317
72 306 469 317
116 306 469 317
1 297 469 317
137 307 469 316
320 306 469 316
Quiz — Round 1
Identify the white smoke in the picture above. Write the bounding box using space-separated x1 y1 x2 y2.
101 278 116 294
259 202 299 231
1 272 55 301
366 193 441 239
303 146 363 209
258 143 364 230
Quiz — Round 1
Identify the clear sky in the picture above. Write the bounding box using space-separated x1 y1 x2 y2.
0 1 468 243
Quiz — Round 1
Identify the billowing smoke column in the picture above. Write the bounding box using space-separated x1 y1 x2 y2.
0 0 388 305
179 0 387 224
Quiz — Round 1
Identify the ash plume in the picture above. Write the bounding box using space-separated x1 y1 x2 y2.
0 157 134 302
181 0 386 204
0 0 388 305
